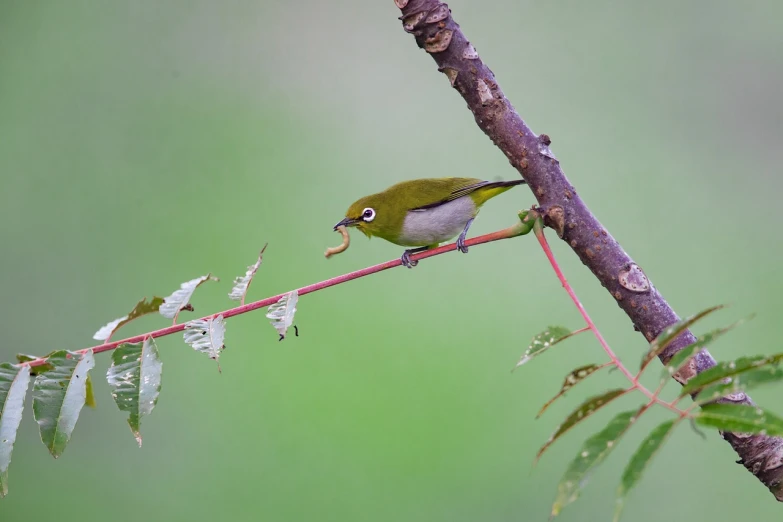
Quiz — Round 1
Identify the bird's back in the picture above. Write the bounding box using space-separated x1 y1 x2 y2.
381 177 485 210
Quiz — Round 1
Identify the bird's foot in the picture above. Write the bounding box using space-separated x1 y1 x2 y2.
456 235 469 254
456 217 473 254
401 246 431 268
401 250 419 268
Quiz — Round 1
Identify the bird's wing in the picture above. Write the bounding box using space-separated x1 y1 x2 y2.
409 180 514 211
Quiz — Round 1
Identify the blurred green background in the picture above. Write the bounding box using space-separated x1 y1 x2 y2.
1 1 781 520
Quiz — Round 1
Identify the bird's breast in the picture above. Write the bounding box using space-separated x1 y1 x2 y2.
398 197 476 246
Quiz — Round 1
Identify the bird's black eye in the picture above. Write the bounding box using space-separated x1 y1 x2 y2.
362 207 376 222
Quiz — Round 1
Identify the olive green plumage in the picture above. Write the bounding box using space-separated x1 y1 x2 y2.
334 177 525 267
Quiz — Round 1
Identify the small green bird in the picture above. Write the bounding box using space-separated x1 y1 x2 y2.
334 177 526 268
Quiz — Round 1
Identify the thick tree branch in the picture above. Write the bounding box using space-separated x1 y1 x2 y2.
394 0 783 499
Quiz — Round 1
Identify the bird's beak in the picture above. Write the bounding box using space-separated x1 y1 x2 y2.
333 217 359 230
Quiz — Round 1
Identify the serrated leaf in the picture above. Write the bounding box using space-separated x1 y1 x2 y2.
15 353 54 376
93 296 165 341
537 363 608 418
32 350 95 458
0 363 31 498
551 408 640 518
536 388 627 462
106 338 163 446
695 404 783 436
266 291 298 340
613 419 679 522
639 305 724 372
695 366 783 405
229 244 267 305
184 315 226 365
160 275 218 322
660 321 744 383
515 326 573 368
680 352 783 397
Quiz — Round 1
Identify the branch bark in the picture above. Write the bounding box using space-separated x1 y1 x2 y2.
394 0 783 499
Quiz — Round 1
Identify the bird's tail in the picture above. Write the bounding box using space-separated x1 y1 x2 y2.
484 179 527 189
471 178 526 206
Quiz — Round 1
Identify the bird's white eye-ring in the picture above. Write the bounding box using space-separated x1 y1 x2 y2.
362 207 376 222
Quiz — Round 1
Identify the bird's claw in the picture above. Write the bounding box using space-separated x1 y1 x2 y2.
456 217 473 254
401 250 418 268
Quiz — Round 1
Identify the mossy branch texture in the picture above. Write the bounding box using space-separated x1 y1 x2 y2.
394 0 783 498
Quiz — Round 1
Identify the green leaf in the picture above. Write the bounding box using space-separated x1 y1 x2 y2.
660 321 745 383
267 290 299 340
551 409 640 518
15 353 54 376
695 366 783 405
106 338 163 446
229 244 267 305
639 305 724 372
537 363 608 418
614 419 679 522
695 404 783 436
84 375 96 409
514 326 573 368
0 363 31 498
536 388 627 462
183 315 226 365
32 350 96 458
680 352 783 397
93 296 165 342
159 274 218 322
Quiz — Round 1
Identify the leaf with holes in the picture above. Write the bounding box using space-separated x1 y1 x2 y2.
695 404 783 435
267 291 298 340
613 419 679 522
695 365 783 405
93 296 165 341
229 244 267 305
160 275 218 322
536 388 627 462
184 315 226 364
537 363 608 418
106 338 163 446
639 305 724 372
680 353 783 397
515 326 574 368
19 353 92 408
32 350 95 458
0 363 31 498
550 408 640 518
660 320 746 383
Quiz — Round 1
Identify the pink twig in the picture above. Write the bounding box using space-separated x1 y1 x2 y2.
533 221 687 417
20 224 524 368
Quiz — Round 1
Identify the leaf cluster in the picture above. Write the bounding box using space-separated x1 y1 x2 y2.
515 307 783 519
0 246 301 497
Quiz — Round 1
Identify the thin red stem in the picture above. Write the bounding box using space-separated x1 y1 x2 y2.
20 225 523 368
533 222 687 417
571 326 591 337
533 223 637 385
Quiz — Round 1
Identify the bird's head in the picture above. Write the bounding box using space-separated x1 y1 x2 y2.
333 194 390 239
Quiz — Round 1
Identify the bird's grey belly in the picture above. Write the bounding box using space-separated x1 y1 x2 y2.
399 197 476 246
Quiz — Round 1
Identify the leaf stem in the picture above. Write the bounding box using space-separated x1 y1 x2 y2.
19 223 525 369
533 221 688 417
